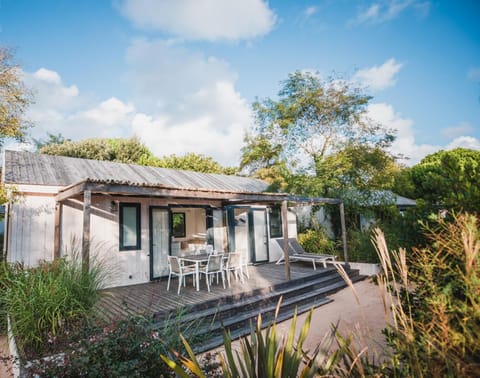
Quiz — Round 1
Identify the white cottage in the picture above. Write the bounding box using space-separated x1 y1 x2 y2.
2 150 346 288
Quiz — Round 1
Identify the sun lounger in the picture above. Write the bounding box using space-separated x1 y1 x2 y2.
275 238 337 270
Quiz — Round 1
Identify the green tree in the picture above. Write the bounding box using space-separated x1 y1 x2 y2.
240 134 288 190
0 47 33 205
289 145 400 198
241 71 395 196
40 137 156 164
32 132 70 150
155 152 237 175
409 148 480 212
39 137 237 175
0 46 32 145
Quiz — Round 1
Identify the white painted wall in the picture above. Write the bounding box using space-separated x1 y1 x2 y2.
7 195 56 266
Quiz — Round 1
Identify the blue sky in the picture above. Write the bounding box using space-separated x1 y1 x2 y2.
1 0 479 166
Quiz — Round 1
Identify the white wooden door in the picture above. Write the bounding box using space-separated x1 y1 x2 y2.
150 207 170 279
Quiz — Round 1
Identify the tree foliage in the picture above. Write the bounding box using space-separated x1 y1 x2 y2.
0 46 32 145
40 137 156 164
39 137 237 175
32 132 70 150
409 148 480 212
241 71 396 197
154 152 237 175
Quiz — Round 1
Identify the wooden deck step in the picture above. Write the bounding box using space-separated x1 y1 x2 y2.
153 266 347 323
198 297 335 353
157 268 365 353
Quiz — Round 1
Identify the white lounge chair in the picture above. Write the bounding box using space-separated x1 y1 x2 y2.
275 238 337 270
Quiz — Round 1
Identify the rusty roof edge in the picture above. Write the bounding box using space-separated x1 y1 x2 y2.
56 178 342 204
79 177 272 196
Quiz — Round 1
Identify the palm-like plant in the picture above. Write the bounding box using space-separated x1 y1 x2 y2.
161 299 322 378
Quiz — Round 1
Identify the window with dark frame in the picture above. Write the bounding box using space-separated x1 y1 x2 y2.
172 212 186 238
119 203 141 250
269 206 283 238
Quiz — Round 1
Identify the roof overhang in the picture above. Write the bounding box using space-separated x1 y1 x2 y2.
54 179 342 206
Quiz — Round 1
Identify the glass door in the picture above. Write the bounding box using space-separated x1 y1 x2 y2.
149 207 170 279
211 209 227 252
229 207 250 263
227 206 269 264
251 209 269 263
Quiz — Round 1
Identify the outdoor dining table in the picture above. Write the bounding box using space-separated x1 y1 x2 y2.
179 253 210 291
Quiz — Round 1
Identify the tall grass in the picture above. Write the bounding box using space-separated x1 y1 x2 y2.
0 244 109 357
372 213 480 377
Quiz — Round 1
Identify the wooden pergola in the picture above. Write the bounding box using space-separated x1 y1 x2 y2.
53 179 348 280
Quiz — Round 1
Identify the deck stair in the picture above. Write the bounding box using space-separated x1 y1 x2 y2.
153 265 365 353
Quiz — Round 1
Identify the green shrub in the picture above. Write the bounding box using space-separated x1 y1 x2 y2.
0 261 14 334
297 228 338 256
0 256 106 357
346 227 379 263
25 314 203 378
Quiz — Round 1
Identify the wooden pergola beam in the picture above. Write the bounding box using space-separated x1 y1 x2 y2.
53 202 62 259
281 200 291 281
55 180 343 205
340 201 349 268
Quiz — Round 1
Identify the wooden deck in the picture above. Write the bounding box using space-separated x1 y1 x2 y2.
95 262 337 322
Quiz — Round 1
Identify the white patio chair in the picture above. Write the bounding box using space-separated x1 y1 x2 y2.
199 254 226 292
225 252 244 287
240 254 250 279
167 256 197 295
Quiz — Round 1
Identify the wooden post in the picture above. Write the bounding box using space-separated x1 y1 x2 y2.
82 190 91 272
281 200 291 281
2 203 10 261
339 201 349 268
53 202 62 259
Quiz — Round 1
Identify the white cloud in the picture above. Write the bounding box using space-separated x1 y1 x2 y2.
441 122 474 139
351 0 431 25
80 98 135 127
353 58 403 91
304 6 318 18
20 68 135 142
356 4 380 24
23 68 79 110
118 0 276 41
125 38 235 111
123 38 252 165
446 136 480 151
368 102 440 165
19 38 252 166
368 103 480 165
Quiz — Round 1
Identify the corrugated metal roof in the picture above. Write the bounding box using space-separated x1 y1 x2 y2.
395 193 416 207
3 150 269 193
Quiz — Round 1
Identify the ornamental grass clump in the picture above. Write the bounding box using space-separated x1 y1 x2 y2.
374 213 480 377
0 250 108 358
